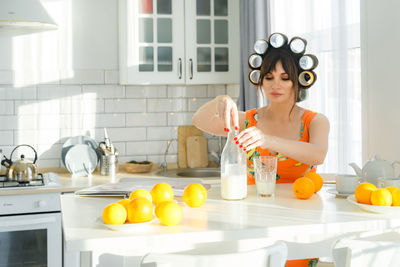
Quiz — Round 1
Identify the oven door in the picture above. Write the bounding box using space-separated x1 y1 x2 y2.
0 212 62 267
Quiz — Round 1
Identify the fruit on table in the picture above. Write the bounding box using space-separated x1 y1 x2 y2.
391 189 400 206
292 177 315 199
129 189 152 202
371 188 392 206
102 203 127 225
126 197 153 223
183 183 207 207
151 182 174 205
117 199 130 211
304 172 323 193
156 201 183 226
355 182 377 205
386 186 399 194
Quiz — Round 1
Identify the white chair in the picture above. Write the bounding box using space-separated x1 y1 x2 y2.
332 230 400 267
140 240 287 267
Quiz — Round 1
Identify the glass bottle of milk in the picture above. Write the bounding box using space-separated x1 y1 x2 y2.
220 128 247 200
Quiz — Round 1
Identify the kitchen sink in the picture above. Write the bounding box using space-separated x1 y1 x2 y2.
156 168 220 178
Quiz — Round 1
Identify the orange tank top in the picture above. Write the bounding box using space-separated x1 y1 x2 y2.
245 108 317 185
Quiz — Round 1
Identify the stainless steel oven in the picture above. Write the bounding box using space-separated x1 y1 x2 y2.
0 174 62 267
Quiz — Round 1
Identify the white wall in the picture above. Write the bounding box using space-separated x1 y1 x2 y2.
0 0 239 168
361 0 400 163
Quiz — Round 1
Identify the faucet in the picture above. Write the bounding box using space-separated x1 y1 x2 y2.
159 138 177 174
209 136 225 166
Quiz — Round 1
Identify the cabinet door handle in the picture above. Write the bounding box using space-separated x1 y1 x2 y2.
189 58 193 79
178 58 182 79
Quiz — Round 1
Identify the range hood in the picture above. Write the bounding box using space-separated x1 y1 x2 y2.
0 0 57 30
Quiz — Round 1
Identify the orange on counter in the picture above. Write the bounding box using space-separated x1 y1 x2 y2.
304 172 323 193
355 182 377 205
126 197 153 223
183 183 207 207
156 201 183 226
370 188 392 206
292 177 315 199
391 189 400 206
117 199 130 211
129 189 152 202
151 182 174 205
386 186 399 194
102 203 127 225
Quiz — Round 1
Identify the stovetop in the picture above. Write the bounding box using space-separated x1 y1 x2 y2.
0 173 60 189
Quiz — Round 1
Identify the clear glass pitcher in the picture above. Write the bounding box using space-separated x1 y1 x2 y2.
220 128 247 200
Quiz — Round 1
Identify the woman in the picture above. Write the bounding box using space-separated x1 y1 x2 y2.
192 33 329 267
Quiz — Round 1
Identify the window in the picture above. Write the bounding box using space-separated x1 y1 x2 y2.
270 0 361 174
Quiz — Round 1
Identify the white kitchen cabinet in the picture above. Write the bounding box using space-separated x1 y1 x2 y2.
119 0 240 85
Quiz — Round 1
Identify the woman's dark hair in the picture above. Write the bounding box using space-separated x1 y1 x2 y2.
259 45 303 103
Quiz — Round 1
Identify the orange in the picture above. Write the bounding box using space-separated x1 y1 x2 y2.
183 183 207 207
292 177 315 199
392 189 400 206
117 199 130 211
129 189 152 202
386 186 399 194
371 188 392 206
102 203 127 225
304 172 323 193
156 201 183 226
355 183 377 204
126 197 153 223
151 183 174 205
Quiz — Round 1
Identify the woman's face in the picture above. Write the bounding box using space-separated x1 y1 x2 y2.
262 60 295 104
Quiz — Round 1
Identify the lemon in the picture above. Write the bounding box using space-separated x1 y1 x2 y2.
129 189 152 202
126 197 154 223
183 183 207 207
386 186 399 194
156 201 182 226
151 183 174 205
371 188 392 206
391 189 400 206
102 203 127 225
117 199 130 212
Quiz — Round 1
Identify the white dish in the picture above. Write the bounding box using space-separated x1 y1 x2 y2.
97 217 157 231
65 144 98 176
326 188 352 198
62 135 98 166
347 195 400 214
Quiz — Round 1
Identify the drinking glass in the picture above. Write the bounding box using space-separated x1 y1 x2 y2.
253 156 277 197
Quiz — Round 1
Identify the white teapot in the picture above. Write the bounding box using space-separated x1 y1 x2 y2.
349 155 400 185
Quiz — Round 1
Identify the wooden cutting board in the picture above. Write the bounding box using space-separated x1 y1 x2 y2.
186 135 208 168
177 126 203 168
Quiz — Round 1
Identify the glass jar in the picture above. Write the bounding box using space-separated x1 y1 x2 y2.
220 128 247 200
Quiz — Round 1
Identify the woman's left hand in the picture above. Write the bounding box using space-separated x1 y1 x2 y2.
234 126 268 152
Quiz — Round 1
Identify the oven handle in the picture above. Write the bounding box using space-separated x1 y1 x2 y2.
0 215 56 228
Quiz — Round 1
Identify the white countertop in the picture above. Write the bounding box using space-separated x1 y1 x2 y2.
61 183 400 260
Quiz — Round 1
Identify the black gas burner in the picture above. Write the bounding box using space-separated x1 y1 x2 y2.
0 173 44 188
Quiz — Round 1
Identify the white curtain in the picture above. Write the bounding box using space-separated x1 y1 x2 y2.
269 0 361 174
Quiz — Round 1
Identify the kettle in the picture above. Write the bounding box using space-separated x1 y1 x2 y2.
349 155 400 185
1 144 38 182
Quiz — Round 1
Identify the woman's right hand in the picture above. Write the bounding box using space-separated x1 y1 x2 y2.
216 95 239 132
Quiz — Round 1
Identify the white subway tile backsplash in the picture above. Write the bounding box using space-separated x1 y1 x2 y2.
147 127 177 140
82 85 125 99
0 86 36 100
38 85 82 99
126 140 176 156
0 71 13 84
60 98 104 114
148 99 187 112
112 142 126 156
227 84 240 98
15 100 61 115
168 85 207 98
207 85 226 97
188 98 211 112
37 159 60 168
37 143 63 159
0 131 13 145
0 116 18 130
126 113 167 127
60 70 104 84
0 101 14 115
95 127 146 142
105 70 119 84
126 85 167 98
147 154 177 164
167 112 194 126
105 99 146 113
90 114 126 128
14 129 60 145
